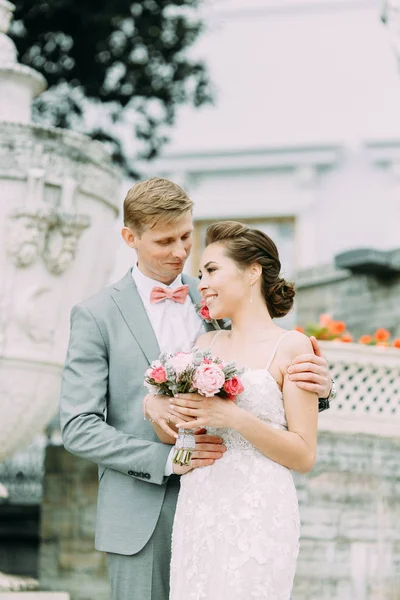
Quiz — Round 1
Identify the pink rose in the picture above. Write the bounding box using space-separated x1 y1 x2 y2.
168 352 193 376
223 377 244 398
149 364 167 384
145 360 162 378
193 363 225 397
199 301 211 321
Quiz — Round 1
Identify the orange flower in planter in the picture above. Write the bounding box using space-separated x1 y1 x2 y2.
374 328 390 343
358 335 373 345
329 321 346 335
297 315 396 348
341 334 353 343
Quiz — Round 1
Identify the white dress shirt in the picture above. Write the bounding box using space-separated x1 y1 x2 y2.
132 264 207 475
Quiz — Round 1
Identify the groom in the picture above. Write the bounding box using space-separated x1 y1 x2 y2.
60 177 334 600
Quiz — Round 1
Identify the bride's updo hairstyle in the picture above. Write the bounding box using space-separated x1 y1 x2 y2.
205 221 295 318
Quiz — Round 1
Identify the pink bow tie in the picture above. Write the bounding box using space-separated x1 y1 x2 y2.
150 284 189 305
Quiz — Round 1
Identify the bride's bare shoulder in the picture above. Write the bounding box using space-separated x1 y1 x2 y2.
279 329 313 360
195 330 220 350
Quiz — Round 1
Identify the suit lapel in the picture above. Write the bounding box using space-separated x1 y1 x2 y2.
111 270 160 364
182 273 201 307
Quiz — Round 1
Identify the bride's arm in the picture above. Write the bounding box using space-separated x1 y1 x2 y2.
232 334 318 473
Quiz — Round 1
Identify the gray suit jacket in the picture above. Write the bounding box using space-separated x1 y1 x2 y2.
60 269 214 555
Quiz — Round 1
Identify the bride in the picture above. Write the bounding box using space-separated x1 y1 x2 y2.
154 221 318 600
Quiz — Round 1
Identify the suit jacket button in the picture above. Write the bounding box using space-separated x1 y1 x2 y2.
128 470 134 476
144 473 150 479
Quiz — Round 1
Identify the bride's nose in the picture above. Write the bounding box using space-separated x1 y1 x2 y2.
198 279 209 293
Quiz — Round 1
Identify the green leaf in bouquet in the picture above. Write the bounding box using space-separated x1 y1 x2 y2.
166 365 176 380
159 352 169 366
192 347 205 366
222 362 241 378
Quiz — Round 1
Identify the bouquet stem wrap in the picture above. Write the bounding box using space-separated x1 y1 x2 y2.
172 427 196 466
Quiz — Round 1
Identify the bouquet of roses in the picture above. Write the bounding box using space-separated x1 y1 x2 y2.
144 347 244 466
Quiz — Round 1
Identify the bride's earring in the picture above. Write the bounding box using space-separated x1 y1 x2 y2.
250 284 253 304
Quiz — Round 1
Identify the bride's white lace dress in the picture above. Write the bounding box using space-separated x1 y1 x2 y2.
170 333 300 600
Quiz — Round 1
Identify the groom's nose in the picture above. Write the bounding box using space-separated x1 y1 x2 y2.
171 242 187 261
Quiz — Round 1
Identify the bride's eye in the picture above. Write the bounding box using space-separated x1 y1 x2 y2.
207 267 216 274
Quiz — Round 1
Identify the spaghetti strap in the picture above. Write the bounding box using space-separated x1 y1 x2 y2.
265 331 293 370
209 329 224 351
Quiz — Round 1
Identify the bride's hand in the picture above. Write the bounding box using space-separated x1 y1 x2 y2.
170 393 242 430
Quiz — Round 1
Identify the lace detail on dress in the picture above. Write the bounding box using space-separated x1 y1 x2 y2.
170 368 300 600
207 369 287 451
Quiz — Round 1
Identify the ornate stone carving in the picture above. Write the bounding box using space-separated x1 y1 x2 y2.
6 168 92 274
7 208 91 274
7 209 48 267
43 212 91 275
0 123 121 212
7 166 49 267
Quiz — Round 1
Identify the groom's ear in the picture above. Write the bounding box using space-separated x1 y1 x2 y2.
121 226 139 249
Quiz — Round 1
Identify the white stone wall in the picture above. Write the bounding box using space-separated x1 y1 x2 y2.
293 432 400 600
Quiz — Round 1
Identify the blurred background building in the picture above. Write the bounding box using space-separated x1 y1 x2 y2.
1 0 400 599
112 0 400 335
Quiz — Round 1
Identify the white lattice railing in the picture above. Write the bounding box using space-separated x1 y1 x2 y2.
318 341 400 437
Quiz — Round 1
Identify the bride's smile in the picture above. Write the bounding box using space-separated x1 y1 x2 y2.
198 243 259 322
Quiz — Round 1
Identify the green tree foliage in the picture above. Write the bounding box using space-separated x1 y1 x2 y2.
10 0 212 175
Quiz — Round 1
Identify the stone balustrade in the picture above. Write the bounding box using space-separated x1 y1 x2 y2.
318 341 400 438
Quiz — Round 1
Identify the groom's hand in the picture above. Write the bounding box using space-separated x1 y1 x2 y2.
144 393 193 439
287 336 332 398
173 428 226 475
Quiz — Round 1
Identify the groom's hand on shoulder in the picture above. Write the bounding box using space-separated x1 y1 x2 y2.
173 428 226 474
287 335 332 399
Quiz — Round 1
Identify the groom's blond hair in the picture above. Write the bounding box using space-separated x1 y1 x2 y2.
123 177 194 235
